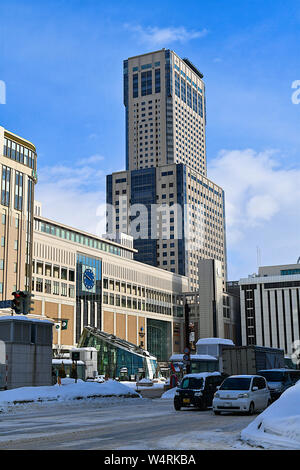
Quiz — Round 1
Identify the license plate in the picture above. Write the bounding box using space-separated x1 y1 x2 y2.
224 402 231 407
183 398 190 403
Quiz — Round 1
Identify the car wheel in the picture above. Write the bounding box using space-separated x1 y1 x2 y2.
199 400 207 411
174 402 181 411
248 402 255 415
214 410 221 415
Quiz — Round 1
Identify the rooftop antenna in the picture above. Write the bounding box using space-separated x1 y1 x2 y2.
297 256 300 264
256 246 261 269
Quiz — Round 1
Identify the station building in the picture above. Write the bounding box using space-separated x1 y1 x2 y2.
29 204 189 362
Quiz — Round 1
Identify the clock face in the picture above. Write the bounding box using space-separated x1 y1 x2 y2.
83 268 95 290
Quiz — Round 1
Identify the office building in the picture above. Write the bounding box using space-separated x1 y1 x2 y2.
239 263 300 356
124 49 207 175
107 49 227 291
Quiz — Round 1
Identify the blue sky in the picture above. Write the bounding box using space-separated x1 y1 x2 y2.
1 0 300 280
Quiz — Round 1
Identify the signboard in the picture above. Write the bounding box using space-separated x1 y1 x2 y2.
71 351 80 361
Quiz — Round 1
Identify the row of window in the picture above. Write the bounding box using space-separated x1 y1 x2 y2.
1 166 24 210
36 220 124 257
102 277 172 303
33 260 75 281
3 138 36 170
133 69 161 98
175 73 203 117
102 292 172 315
33 277 75 297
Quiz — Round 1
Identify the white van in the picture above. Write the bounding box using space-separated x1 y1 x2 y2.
212 375 271 415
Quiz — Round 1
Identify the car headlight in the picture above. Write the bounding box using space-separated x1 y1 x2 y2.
214 392 219 398
194 391 202 397
238 393 249 398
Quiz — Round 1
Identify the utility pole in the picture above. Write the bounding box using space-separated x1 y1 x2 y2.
184 297 191 374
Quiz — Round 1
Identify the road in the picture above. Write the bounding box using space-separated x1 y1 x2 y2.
0 397 258 450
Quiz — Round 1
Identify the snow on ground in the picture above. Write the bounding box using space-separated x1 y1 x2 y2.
161 387 177 399
0 378 140 410
241 381 300 449
122 380 165 390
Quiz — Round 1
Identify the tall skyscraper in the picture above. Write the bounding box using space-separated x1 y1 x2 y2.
124 49 207 175
107 49 227 291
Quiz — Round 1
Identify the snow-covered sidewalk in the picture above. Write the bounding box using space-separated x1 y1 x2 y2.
0 378 140 410
241 380 300 449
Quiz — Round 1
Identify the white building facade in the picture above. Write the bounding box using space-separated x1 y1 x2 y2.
239 264 300 357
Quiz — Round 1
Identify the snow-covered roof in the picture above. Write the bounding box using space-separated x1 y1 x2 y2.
71 347 97 352
169 354 218 362
52 359 85 365
226 375 257 378
0 316 53 324
182 372 221 379
258 369 298 372
196 337 235 346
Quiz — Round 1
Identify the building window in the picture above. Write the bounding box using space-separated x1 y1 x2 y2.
155 68 160 93
14 171 23 211
53 266 60 278
61 268 68 280
181 79 186 103
133 73 138 98
53 281 59 295
1 165 11 207
45 280 51 294
61 283 67 296
69 285 75 298
36 278 43 292
141 70 152 96
45 264 52 277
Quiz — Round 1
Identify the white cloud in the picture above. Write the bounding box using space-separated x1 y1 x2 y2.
209 149 300 278
35 155 107 236
124 24 208 46
76 154 104 166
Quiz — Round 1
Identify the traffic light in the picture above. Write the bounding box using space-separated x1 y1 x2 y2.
23 291 34 315
11 291 34 315
12 291 24 314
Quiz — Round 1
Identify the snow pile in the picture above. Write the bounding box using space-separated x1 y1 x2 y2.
161 387 177 399
241 381 300 449
0 378 140 408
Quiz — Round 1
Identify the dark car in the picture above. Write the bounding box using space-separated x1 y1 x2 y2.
174 372 226 411
257 369 300 401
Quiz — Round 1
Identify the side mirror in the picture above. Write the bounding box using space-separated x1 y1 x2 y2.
252 386 258 391
216 385 220 390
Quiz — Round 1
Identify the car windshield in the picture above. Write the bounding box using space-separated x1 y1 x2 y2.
258 371 285 382
179 377 204 390
219 377 251 391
